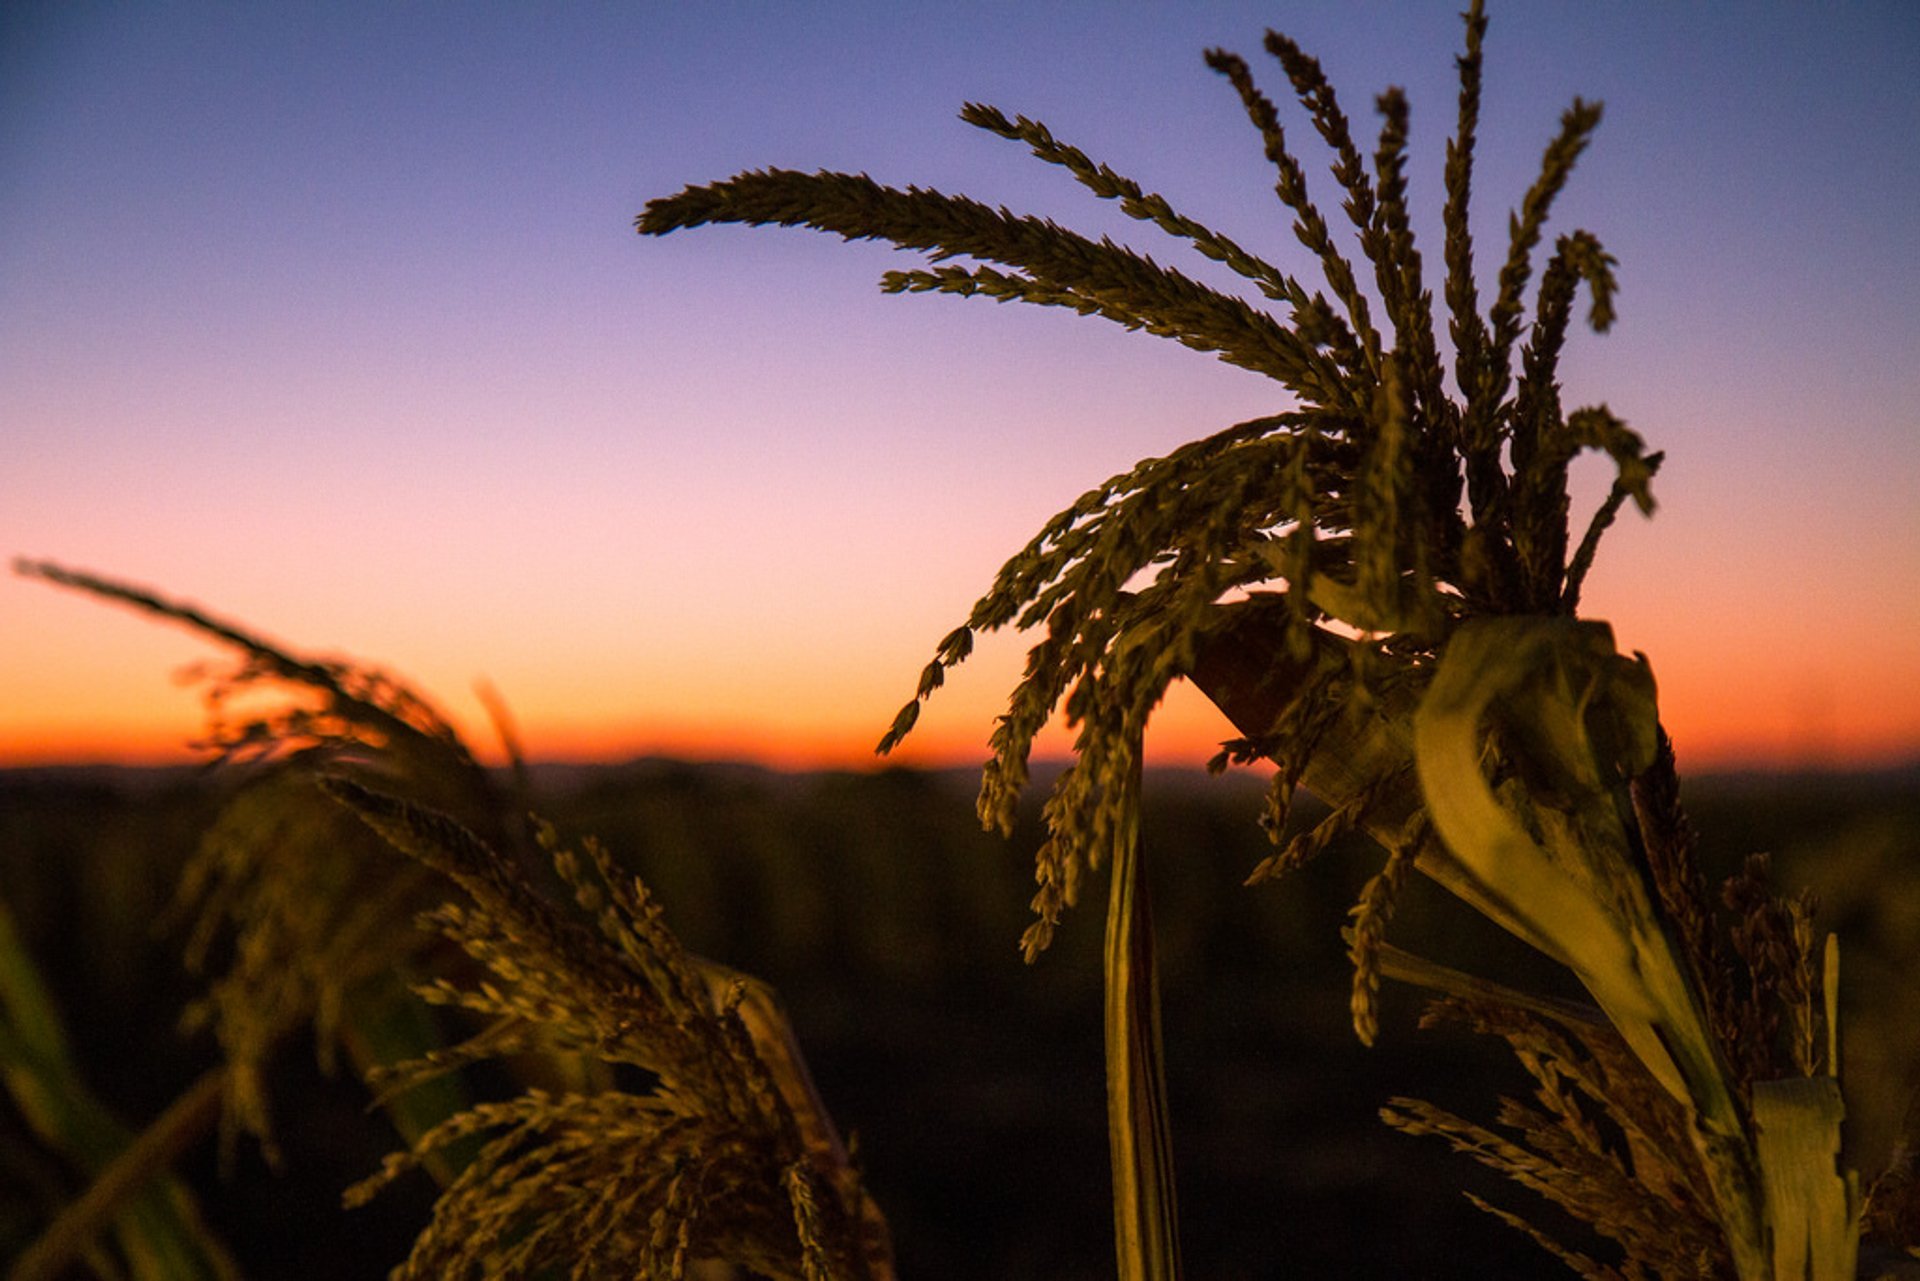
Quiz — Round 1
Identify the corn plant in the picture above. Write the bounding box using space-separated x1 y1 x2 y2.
11 559 523 1167
640 3 1898 1277
10 562 894 1279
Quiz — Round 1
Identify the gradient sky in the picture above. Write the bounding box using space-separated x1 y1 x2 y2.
4 3 1917 772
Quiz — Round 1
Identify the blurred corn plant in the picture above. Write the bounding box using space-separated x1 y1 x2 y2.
641 2 1909 1277
323 777 893 1279
13 558 523 1165
10 561 891 1278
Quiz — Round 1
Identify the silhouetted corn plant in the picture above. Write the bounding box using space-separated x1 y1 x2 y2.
643 3 1891 1277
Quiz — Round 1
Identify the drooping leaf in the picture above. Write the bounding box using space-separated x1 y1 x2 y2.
1413 615 1776 1281
1411 617 1657 1027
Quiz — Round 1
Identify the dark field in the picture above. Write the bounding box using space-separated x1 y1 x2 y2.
4 760 1917 1278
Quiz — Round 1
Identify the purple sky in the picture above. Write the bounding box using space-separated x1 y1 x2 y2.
4 3 1917 768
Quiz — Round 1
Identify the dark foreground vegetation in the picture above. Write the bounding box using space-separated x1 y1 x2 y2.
6 759 1915 1278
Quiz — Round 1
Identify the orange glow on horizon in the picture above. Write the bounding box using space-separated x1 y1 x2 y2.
4 553 1917 778
5 675 1914 776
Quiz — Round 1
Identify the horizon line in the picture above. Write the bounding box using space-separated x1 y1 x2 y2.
5 745 1916 784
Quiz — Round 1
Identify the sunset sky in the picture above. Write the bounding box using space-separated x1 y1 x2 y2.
4 3 1917 773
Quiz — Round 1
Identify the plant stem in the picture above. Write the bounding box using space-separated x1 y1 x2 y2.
9 1066 233 1281
1103 753 1182 1280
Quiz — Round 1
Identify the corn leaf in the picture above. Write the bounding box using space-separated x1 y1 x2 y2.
1411 617 1658 1030
1413 616 1774 1281
0 894 233 1281
1753 1075 1858 1281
